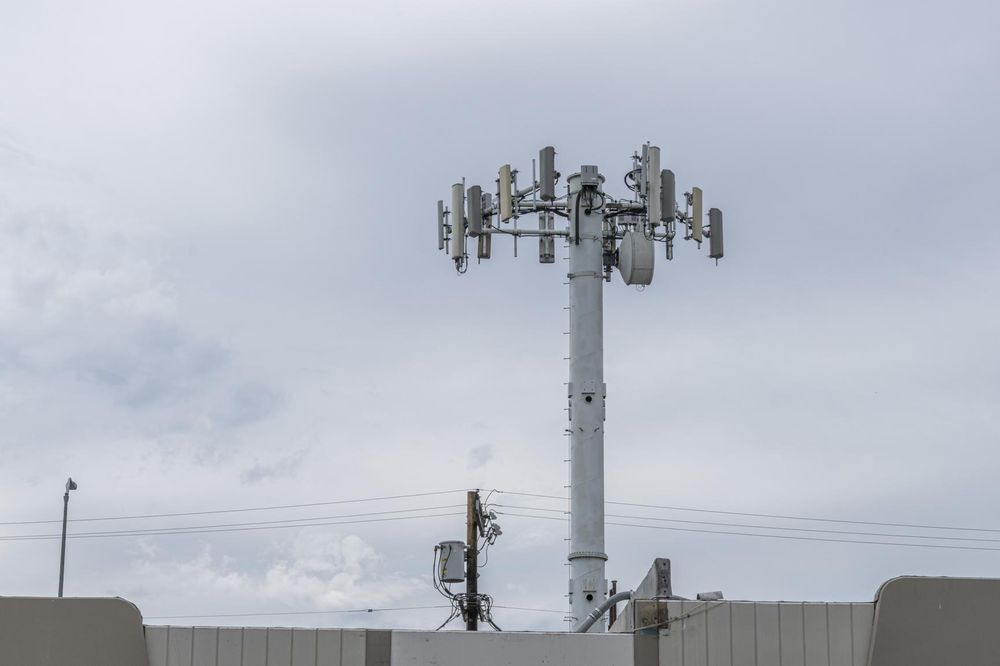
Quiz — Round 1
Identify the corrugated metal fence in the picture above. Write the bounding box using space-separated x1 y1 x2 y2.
145 627 373 666
145 601 874 666
655 601 874 666
144 627 634 666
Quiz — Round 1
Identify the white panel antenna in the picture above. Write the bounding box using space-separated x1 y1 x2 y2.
498 164 513 221
467 185 483 237
539 147 556 201
437 199 445 250
660 170 676 222
708 208 724 259
639 144 649 197
450 183 465 260
690 186 703 242
646 146 661 227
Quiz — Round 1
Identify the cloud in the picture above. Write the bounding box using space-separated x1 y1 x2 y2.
467 444 494 470
240 450 302 484
125 532 424 611
219 385 284 428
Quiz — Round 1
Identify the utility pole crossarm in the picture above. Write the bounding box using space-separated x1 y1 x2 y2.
435 144 725 630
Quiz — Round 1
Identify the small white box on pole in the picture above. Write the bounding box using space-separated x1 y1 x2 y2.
438 540 466 583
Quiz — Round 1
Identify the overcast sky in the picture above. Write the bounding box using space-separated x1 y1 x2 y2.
1 0 999 632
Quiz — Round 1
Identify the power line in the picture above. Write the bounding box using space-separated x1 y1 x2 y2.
605 499 1000 535
0 512 464 542
495 504 1000 545
0 505 462 541
497 491 568 502
8 485 995 541
498 511 1000 553
145 606 452 620
145 604 568 621
495 490 1000 535
0 489 469 526
492 605 568 615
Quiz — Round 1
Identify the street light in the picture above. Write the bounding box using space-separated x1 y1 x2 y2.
58 477 77 598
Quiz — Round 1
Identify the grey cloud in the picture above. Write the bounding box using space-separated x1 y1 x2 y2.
216 385 284 428
240 452 302 484
467 444 494 471
73 320 228 408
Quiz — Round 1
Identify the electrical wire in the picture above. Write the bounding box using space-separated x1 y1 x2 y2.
0 505 463 541
497 511 1000 553
492 606 567 615
584 192 606 215
573 187 583 244
605 499 1000 535
624 169 640 193
0 512 464 542
145 606 452 620
494 490 1000 535
435 607 459 631
631 601 724 633
0 489 470 527
493 504 1000 545
497 491 567 501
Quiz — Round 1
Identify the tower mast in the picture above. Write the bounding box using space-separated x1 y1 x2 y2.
436 145 724 630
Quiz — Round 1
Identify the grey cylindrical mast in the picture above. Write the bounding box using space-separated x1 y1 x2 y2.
566 170 608 630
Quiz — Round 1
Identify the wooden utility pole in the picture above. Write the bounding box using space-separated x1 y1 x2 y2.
465 490 479 631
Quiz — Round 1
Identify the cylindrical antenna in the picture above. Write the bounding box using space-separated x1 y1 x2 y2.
660 170 676 222
647 147 661 227
499 165 513 221
690 186 703 242
708 208 724 259
467 185 483 237
539 146 556 201
451 183 465 260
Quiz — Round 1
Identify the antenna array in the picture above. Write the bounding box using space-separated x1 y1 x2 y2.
438 144 723 280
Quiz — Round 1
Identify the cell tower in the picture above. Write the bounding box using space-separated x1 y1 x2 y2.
436 144 724 631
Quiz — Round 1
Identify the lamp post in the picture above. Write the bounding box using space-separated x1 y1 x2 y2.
58 477 77 598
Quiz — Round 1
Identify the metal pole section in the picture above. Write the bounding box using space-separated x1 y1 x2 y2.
58 490 69 597
465 490 479 631
566 170 608 630
609 579 619 627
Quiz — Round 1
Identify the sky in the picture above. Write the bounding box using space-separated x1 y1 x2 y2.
1 0 999 632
